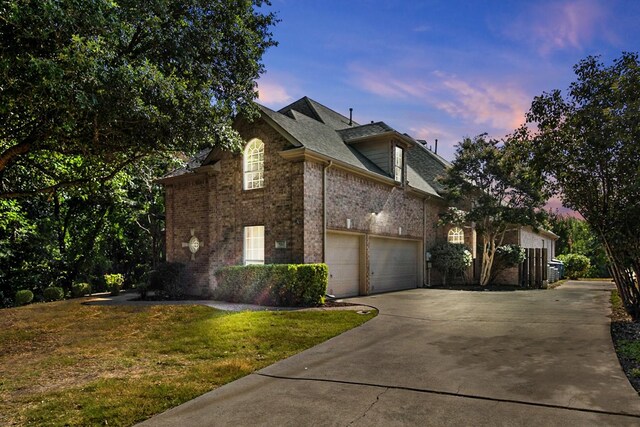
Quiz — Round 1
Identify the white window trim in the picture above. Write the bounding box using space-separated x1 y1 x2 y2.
394 145 404 183
243 225 265 265
243 138 264 190
448 227 465 244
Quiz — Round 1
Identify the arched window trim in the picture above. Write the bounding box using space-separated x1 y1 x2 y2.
243 138 264 190
448 227 465 244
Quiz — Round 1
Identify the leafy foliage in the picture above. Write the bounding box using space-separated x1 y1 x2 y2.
0 155 178 307
148 262 188 300
14 289 33 306
43 286 64 302
71 282 91 298
524 53 640 318
104 273 124 296
557 254 591 280
0 0 278 198
214 264 328 307
490 244 526 284
439 134 547 286
431 243 473 285
547 213 609 277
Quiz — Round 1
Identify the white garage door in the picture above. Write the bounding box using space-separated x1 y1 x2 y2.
370 238 419 294
326 233 360 297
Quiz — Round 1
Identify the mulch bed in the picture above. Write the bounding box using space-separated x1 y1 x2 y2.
610 300 640 393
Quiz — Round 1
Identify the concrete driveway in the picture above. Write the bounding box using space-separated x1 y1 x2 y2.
139 280 640 426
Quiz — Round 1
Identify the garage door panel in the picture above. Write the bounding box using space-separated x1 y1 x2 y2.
326 233 360 297
370 238 419 294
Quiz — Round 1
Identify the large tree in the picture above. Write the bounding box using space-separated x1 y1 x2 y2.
525 53 640 318
440 134 547 286
0 0 277 198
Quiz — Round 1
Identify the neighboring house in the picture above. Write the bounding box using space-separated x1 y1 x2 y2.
161 96 554 296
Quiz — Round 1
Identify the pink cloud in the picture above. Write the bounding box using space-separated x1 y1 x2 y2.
545 195 583 219
506 0 612 54
434 73 529 131
349 64 431 99
256 78 293 105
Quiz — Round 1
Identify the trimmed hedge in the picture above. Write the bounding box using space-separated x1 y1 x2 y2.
214 264 328 307
71 282 91 298
15 290 34 306
43 286 64 302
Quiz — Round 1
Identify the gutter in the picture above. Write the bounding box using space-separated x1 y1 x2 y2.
323 160 334 262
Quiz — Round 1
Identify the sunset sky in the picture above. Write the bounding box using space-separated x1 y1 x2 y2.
256 0 640 164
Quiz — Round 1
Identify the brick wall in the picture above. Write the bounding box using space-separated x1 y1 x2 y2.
325 167 425 239
164 117 308 295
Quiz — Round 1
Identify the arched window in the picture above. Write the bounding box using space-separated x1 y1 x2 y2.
448 227 464 244
243 139 264 190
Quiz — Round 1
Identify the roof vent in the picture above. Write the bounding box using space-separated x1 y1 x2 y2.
348 108 353 126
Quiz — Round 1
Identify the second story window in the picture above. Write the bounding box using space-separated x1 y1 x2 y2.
243 139 264 190
394 145 404 183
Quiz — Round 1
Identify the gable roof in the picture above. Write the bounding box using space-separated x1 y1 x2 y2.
164 96 447 199
259 104 386 175
279 96 357 130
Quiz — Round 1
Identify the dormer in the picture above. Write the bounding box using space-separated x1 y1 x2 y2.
337 122 413 184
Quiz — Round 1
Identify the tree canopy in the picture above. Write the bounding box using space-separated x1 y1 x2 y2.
0 0 277 198
524 52 640 318
439 134 547 286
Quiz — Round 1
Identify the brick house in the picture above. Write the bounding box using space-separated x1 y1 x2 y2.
161 97 554 296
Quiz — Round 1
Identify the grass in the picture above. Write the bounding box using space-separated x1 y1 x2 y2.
0 299 376 426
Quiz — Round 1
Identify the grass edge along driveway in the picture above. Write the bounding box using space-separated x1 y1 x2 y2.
0 299 376 426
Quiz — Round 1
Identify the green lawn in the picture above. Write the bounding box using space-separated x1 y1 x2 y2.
0 299 376 426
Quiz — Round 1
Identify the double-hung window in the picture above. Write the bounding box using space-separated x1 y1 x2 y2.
244 226 264 265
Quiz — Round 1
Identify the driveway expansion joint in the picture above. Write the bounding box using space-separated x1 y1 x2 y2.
254 373 640 420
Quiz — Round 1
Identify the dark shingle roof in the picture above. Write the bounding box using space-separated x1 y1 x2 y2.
279 96 358 130
259 104 386 175
406 142 452 194
162 148 210 178
337 122 395 142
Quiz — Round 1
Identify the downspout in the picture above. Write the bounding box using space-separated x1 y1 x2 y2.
323 161 334 261
424 197 429 287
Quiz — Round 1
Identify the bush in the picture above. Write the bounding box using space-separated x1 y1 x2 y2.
136 282 149 299
15 290 34 306
43 286 64 302
71 282 91 298
104 274 124 296
214 264 328 307
148 262 188 299
431 243 473 285
490 244 526 284
557 253 591 279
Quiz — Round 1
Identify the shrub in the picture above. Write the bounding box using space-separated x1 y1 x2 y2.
136 282 149 299
71 282 91 298
148 262 188 299
214 264 328 307
431 243 473 285
43 286 64 302
15 290 34 306
557 253 591 279
104 274 124 296
489 244 526 284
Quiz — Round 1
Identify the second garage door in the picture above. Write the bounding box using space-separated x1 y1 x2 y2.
369 237 420 294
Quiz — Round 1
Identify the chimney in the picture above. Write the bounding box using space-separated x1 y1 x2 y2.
348 108 353 126
435 139 438 154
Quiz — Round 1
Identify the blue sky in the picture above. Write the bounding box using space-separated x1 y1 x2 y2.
256 0 640 162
